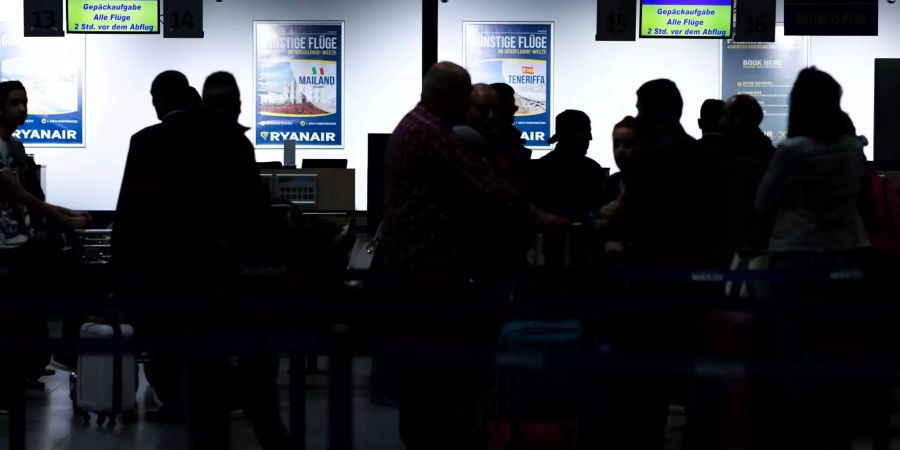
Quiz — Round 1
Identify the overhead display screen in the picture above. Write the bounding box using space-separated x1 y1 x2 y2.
67 0 160 33
641 0 733 38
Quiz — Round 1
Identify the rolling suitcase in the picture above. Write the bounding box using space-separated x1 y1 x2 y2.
490 320 583 450
73 322 137 426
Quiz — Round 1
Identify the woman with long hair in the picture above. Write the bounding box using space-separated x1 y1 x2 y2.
754 67 872 450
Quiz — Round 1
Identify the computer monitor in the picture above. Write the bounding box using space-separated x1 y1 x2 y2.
302 159 348 169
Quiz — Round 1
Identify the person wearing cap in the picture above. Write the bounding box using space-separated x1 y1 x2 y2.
528 109 609 221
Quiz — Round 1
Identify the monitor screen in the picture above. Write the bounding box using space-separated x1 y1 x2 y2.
640 0 732 38
67 0 160 33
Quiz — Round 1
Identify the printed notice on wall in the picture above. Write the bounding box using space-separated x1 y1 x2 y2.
721 25 809 144
464 22 553 148
0 23 85 147
254 21 344 149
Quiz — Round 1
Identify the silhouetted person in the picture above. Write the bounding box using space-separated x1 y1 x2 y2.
526 110 607 270
452 83 497 159
488 83 531 190
757 71 869 259
529 110 608 221
714 94 775 263
490 83 518 130
0 81 90 394
382 61 563 450
490 83 531 154
456 84 534 287
627 79 720 269
753 68 871 450
721 95 774 161
0 82 89 234
113 70 200 423
597 116 640 258
589 79 720 450
171 71 288 450
465 83 497 134
697 99 725 156
600 115 640 217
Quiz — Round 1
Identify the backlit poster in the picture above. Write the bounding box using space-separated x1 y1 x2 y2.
0 22 86 147
254 21 344 148
721 25 809 144
464 22 553 148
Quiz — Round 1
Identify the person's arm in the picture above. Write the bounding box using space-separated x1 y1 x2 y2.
440 132 566 228
756 143 802 213
0 170 90 229
433 130 546 225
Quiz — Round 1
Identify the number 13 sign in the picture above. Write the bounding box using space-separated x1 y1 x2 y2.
24 0 64 37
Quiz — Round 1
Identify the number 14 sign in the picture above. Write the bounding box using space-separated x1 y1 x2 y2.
164 0 204 39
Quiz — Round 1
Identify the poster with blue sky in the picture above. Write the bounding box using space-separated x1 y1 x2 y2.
464 22 553 148
0 22 85 147
255 21 343 148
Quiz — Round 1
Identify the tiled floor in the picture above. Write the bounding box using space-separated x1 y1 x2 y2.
4 358 896 450
0 358 402 450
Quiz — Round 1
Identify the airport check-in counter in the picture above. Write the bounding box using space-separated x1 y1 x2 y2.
259 167 362 231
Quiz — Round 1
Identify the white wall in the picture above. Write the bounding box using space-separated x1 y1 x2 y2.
3 0 900 210
1 0 422 211
439 0 900 168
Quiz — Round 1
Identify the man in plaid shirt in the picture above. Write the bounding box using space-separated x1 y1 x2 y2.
381 62 564 450
382 62 559 281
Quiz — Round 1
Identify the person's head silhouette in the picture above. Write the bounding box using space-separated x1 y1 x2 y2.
150 71 192 121
465 83 498 129
612 116 639 170
636 79 683 129
840 111 857 137
698 99 725 135
186 86 202 111
549 110 592 157
489 83 518 126
0 81 28 133
203 71 242 124
421 62 472 124
788 67 844 141
722 94 764 133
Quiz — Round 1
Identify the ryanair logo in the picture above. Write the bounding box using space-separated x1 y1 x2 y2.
260 131 338 143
